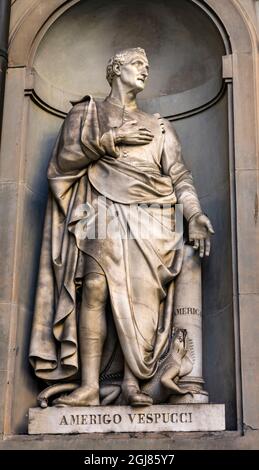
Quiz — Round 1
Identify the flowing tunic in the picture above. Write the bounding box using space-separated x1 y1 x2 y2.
29 96 201 381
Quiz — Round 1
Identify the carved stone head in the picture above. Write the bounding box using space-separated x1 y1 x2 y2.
106 47 149 93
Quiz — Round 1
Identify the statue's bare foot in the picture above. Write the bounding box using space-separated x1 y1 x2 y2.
53 386 99 406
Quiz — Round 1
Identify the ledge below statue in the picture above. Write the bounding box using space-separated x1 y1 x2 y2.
28 404 225 434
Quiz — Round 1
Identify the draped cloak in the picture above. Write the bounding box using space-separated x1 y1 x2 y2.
29 96 202 382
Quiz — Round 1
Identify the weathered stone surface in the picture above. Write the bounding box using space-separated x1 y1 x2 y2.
12 305 40 434
0 303 19 435
24 101 62 198
1 429 259 450
232 52 257 170
0 0 257 443
0 303 11 433
0 183 18 303
236 170 259 295
0 68 26 182
28 404 225 434
240 294 259 430
203 304 237 430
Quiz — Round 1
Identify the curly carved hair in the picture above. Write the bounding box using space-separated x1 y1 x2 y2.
106 47 148 86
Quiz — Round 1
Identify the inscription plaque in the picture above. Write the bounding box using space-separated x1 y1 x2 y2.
29 404 225 434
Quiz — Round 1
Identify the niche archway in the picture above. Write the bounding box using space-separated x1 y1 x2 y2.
2 0 258 435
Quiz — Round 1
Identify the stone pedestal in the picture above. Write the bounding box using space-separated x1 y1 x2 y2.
28 404 225 434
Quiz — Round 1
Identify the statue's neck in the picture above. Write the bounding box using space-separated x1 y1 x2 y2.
108 86 138 111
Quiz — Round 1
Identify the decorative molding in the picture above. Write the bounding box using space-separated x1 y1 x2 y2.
191 0 232 54
222 54 233 79
9 1 254 66
24 88 66 118
9 1 79 66
25 79 228 121
167 80 227 122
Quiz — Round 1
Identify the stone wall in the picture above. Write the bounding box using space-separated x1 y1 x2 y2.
0 0 258 449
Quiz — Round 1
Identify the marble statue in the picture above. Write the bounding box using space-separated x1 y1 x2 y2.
29 48 214 408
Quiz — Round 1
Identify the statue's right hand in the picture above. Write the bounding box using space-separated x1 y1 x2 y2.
113 120 154 145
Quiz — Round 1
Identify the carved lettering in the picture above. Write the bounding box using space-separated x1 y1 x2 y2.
59 415 68 425
70 414 80 425
103 414 111 424
171 413 178 423
175 307 201 316
81 415 88 425
180 412 188 423
162 413 170 423
154 413 161 423
89 414 97 424
128 413 137 423
58 410 194 427
113 414 122 424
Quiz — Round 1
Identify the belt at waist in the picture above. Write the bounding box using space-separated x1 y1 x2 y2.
118 159 162 176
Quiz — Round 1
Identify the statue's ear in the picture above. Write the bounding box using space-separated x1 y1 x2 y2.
113 62 121 77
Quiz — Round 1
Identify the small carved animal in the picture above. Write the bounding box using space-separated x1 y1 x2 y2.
141 327 196 403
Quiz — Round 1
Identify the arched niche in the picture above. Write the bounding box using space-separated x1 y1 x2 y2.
17 0 235 431
2 0 258 436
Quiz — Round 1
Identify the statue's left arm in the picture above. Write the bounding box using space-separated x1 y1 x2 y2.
161 120 214 257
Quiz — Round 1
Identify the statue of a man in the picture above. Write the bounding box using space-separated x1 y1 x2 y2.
29 48 214 407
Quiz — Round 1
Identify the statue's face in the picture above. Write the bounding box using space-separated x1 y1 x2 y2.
117 54 149 93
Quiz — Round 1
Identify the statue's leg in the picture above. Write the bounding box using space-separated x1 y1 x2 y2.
54 272 108 406
79 272 108 399
170 244 209 404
